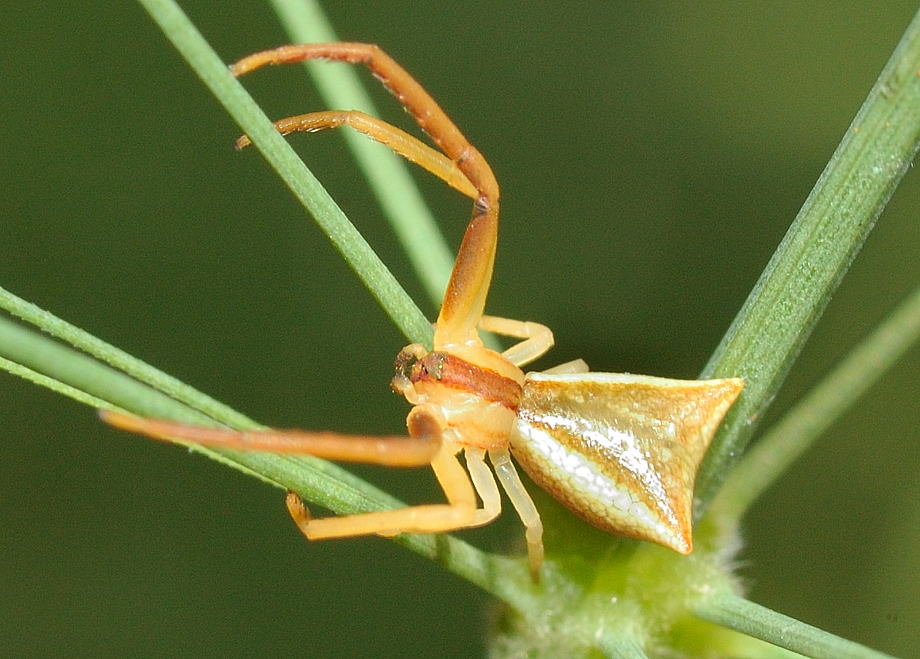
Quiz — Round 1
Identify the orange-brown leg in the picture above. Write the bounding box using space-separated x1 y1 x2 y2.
235 110 477 199
286 442 479 539
231 43 500 349
99 410 437 466
285 448 502 539
279 407 498 539
102 408 496 539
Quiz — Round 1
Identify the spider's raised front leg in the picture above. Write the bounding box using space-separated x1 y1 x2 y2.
231 43 500 349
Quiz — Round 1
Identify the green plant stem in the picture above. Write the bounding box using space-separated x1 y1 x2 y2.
136 0 432 347
0 314 268 484
712 285 920 520
268 0 455 309
696 7 920 508
0 316 211 423
0 286 256 427
0 356 112 411
695 593 894 659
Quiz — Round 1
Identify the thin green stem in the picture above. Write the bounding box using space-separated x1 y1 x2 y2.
696 7 920 507
0 316 213 424
136 0 432 347
268 0 455 309
0 286 256 427
0 356 112 411
695 593 894 659
0 314 269 484
712 285 920 520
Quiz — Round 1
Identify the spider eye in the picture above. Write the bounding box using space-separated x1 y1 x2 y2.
391 344 428 392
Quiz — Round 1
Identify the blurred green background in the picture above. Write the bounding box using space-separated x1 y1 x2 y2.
2 2 917 656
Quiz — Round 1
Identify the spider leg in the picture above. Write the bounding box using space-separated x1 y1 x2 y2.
541 358 591 375
283 408 498 539
99 410 437 466
231 43 500 349
235 110 477 199
103 407 497 538
478 315 555 368
289 443 477 539
464 448 502 526
489 447 545 581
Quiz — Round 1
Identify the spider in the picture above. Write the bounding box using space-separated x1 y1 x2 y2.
102 43 743 580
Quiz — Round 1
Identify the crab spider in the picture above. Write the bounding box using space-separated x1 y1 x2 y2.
102 43 743 580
